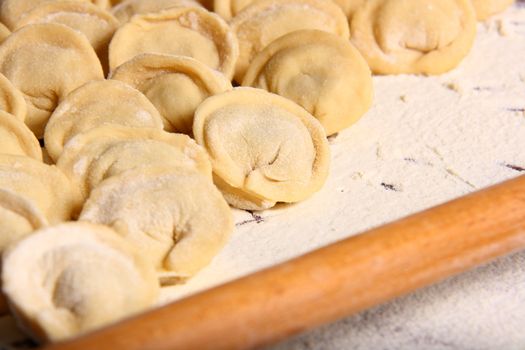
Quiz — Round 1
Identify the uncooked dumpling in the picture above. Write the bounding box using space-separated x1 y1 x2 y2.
57 125 212 198
44 79 164 162
0 155 82 224
108 7 239 79
213 0 253 20
332 0 365 17
230 0 349 82
196 0 214 9
2 222 159 342
193 87 330 210
350 0 476 75
0 23 103 137
14 1 119 73
0 189 48 253
0 111 42 160
471 0 513 20
0 22 10 43
110 54 232 134
215 0 364 20
80 168 233 277
0 73 26 122
243 30 373 136
112 0 202 24
0 0 111 29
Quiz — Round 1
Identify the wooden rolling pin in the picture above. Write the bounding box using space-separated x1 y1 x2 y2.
46 175 525 350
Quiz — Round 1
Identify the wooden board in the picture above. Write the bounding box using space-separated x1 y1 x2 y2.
44 174 525 350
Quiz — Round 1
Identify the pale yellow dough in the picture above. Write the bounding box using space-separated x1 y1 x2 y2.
0 23 103 137
0 73 27 122
332 0 365 17
471 0 514 20
193 87 331 210
14 1 119 73
0 111 42 160
230 0 349 82
213 0 253 20
2 222 159 342
243 30 373 136
57 125 212 198
0 0 111 29
0 189 48 253
350 0 477 75
108 7 239 79
0 188 45 317
0 155 82 224
215 0 365 20
44 79 164 162
0 22 10 43
110 54 233 134
80 168 233 278
112 0 202 24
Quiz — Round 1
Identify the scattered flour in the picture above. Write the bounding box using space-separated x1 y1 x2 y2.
2 4 525 350
163 4 525 350
135 109 152 122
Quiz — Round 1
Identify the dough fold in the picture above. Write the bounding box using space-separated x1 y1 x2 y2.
108 7 239 79
110 53 232 134
2 222 159 342
350 0 476 75
193 87 330 210
44 79 164 162
230 0 349 82
0 23 103 137
243 30 373 136
80 168 233 278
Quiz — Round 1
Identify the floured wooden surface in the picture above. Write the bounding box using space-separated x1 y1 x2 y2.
157 3 525 303
1 4 525 350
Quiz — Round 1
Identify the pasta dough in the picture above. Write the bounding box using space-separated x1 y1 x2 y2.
213 0 253 20
108 7 239 79
0 111 42 160
0 189 48 253
230 0 349 82
332 0 365 17
349 0 476 75
471 0 514 20
2 222 159 342
193 87 330 210
0 0 111 29
57 125 212 198
110 53 232 134
44 79 164 162
112 0 202 24
80 168 234 278
214 0 364 20
0 73 27 122
0 155 82 224
243 30 373 136
0 23 103 137
0 22 10 43
14 1 119 73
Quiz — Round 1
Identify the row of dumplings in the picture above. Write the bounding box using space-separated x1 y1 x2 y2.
0 0 514 140
0 0 514 344
0 80 235 342
0 82 329 342
0 0 513 140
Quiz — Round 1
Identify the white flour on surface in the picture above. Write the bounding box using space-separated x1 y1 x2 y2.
1 3 525 350
156 4 525 303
